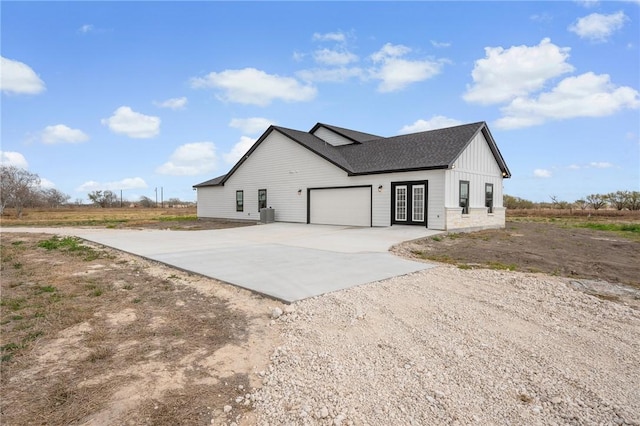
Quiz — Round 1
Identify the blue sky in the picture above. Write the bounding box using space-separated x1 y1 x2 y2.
2 1 639 204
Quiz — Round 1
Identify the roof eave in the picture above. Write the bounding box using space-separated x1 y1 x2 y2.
480 124 512 178
349 165 450 176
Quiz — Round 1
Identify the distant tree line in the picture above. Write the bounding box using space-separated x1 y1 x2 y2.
0 165 71 218
504 190 640 211
86 191 190 208
1 165 192 218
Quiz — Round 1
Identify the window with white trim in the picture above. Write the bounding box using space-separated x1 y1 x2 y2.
412 185 425 222
395 185 407 221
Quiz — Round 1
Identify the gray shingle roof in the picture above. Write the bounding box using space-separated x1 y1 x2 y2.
193 122 510 188
310 123 382 143
193 174 226 188
273 127 354 172
339 122 486 174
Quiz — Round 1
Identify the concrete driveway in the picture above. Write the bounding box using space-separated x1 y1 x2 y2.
4 223 439 302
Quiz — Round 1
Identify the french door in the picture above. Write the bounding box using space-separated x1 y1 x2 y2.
391 181 428 226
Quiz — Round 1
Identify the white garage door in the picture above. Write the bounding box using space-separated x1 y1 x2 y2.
309 187 371 227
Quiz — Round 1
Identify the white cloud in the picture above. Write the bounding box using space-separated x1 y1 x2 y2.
101 106 160 138
530 13 553 24
190 68 317 106
399 116 463 134
229 117 275 135
0 151 28 169
575 0 599 8
370 43 412 62
78 24 93 33
39 178 56 189
223 136 257 164
496 72 640 129
567 162 616 170
533 169 552 178
430 40 451 48
0 56 46 95
568 11 627 42
589 161 613 168
296 67 364 83
312 32 346 42
373 58 443 93
76 177 147 192
154 96 187 110
156 142 217 176
313 48 358 66
463 38 574 105
370 43 444 92
41 124 89 144
292 51 306 62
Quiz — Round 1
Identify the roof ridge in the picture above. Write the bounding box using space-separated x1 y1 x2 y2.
313 122 382 143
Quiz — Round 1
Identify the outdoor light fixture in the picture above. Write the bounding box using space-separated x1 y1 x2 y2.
378 185 383 192
298 189 302 195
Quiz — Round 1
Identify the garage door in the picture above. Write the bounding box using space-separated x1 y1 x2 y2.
309 186 371 227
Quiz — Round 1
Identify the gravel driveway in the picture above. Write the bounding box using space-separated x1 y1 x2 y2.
247 266 639 425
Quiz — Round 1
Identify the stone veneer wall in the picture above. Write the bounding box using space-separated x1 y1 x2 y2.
445 207 506 231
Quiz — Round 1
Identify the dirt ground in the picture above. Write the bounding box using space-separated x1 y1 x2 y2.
395 221 639 303
0 232 281 426
2 218 639 425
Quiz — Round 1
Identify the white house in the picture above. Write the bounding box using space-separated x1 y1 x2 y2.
194 122 511 231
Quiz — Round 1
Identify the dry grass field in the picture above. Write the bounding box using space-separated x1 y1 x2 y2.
1 206 198 228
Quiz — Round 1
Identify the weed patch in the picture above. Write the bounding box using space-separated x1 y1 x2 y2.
158 215 198 222
37 236 102 261
576 222 640 234
486 262 517 271
1 297 26 311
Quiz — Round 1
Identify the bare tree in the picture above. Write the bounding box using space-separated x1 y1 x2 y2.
585 193 607 210
0 165 41 218
40 188 71 208
87 190 118 208
575 199 588 211
628 191 640 211
167 197 182 207
606 191 630 211
138 196 155 208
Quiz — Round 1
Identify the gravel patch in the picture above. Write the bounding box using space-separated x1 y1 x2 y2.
250 266 640 425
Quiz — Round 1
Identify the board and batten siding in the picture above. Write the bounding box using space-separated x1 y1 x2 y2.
196 130 448 229
445 131 504 208
311 127 355 146
441 130 506 230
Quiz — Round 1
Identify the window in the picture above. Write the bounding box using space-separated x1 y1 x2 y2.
236 190 244 212
485 183 494 214
395 185 407 221
258 189 267 211
412 185 425 222
459 181 469 215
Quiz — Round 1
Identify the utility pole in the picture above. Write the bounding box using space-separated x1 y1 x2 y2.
155 187 157 208
161 187 164 208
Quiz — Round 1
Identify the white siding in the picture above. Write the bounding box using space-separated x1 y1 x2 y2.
197 131 448 229
439 130 507 230
312 127 355 146
446 131 504 209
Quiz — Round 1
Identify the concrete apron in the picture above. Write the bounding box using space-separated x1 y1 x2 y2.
4 223 440 302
